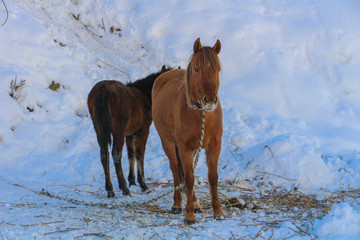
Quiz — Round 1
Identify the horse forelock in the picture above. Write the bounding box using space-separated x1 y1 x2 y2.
193 47 221 73
185 47 221 105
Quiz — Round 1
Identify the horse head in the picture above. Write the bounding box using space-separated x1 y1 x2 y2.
186 38 221 111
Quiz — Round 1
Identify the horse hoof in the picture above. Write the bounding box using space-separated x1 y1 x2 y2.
141 185 149 193
107 191 115 198
184 219 197 225
143 188 152 194
122 188 131 196
171 207 182 214
194 208 203 213
129 182 137 187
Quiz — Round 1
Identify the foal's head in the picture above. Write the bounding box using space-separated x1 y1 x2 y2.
186 38 221 111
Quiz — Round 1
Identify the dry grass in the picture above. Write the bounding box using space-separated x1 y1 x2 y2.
1 177 359 239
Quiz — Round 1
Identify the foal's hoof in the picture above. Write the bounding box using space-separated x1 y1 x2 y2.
129 182 137 188
143 188 152 194
140 184 150 193
122 187 131 196
194 208 203 213
171 207 182 214
184 219 197 225
107 191 115 198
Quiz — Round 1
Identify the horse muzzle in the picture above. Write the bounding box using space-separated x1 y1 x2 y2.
202 102 218 112
201 95 218 112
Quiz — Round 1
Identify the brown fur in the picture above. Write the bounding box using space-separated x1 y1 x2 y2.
88 66 170 197
152 38 224 223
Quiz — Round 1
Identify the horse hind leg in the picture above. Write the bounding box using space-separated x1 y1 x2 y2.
134 131 150 192
172 145 185 214
179 146 202 214
192 192 203 213
112 134 130 196
206 142 224 220
160 140 183 214
126 135 136 187
100 145 115 198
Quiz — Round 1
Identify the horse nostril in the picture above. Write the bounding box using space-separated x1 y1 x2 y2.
203 96 208 103
214 96 218 104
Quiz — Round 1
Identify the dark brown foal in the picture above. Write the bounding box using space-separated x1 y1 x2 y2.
88 66 171 197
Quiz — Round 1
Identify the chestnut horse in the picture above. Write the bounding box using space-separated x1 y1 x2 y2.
88 66 171 198
152 38 224 224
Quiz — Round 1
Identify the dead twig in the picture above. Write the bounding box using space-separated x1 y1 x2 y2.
0 230 4 240
44 227 83 236
97 58 126 73
75 232 111 239
212 232 225 240
256 171 297 181
20 220 64 227
1 0 8 26
264 145 274 158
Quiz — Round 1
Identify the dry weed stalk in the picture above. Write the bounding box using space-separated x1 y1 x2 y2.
9 76 26 100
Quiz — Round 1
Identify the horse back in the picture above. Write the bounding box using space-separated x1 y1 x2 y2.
89 80 149 137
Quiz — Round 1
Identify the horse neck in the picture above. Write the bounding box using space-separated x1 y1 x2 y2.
129 74 159 105
131 82 153 105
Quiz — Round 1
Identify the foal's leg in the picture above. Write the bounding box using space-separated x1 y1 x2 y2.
161 139 183 213
112 134 130 196
134 130 150 192
100 146 115 198
206 140 224 219
126 135 136 187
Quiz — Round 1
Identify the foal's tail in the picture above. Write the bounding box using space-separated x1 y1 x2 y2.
94 85 112 148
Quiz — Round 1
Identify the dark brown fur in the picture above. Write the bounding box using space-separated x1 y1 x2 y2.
88 66 171 197
152 39 224 223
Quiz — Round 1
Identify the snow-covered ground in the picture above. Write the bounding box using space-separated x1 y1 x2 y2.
0 0 359 239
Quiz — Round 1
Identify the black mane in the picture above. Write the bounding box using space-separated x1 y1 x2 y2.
126 65 172 102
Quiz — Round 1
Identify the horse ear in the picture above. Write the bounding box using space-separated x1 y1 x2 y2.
193 38 202 54
213 39 221 54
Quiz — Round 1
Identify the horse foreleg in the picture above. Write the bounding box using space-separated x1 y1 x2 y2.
206 141 224 219
126 135 136 187
178 147 196 224
112 136 130 196
134 132 149 192
100 147 115 198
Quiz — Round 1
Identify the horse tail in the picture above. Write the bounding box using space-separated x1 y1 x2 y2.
175 145 184 184
94 85 112 148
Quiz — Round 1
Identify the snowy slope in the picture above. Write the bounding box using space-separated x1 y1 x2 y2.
0 0 360 239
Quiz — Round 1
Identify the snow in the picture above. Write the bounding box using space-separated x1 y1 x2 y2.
314 202 360 239
0 0 360 239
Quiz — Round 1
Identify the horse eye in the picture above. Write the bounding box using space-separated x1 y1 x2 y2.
194 67 199 73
